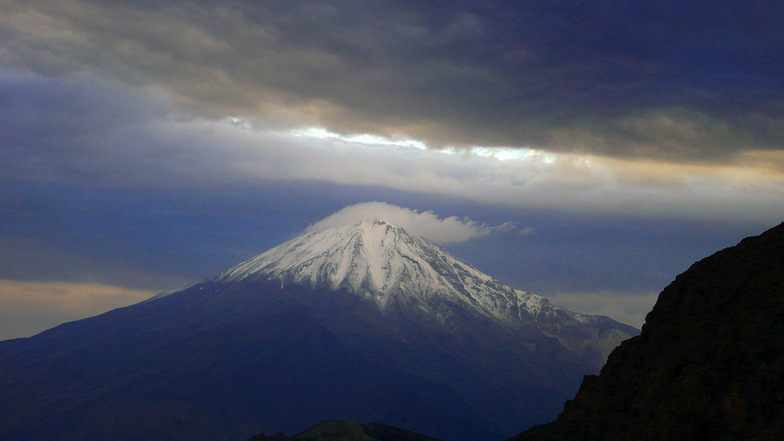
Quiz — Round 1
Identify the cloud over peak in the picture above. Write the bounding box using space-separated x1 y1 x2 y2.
306 202 519 245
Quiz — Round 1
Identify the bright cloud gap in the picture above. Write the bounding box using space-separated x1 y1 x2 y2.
289 126 566 164
291 127 427 150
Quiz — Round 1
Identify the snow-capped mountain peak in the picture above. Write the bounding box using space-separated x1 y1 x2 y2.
215 219 578 325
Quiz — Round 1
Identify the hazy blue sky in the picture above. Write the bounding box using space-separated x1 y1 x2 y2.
2 1 783 339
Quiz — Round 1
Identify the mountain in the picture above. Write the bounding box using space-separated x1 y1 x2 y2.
211 219 633 368
508 222 784 441
0 219 636 441
248 420 446 441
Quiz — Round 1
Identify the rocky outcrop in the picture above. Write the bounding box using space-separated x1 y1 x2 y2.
509 222 784 441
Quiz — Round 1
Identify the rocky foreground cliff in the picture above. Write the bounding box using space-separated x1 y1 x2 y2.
509 222 784 441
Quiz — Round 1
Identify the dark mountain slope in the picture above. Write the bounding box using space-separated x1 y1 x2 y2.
0 282 503 441
509 222 784 441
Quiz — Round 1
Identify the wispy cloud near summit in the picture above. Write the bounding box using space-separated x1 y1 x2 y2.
306 202 519 245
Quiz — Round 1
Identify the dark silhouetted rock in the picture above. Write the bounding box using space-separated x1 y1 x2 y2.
509 222 784 441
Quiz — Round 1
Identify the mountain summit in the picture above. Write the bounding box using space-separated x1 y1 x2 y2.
0 217 636 441
219 220 563 324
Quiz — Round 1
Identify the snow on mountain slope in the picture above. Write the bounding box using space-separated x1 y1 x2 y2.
215 219 586 326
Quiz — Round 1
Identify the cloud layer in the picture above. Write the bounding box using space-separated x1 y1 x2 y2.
3 70 782 224
2 0 782 160
306 202 519 244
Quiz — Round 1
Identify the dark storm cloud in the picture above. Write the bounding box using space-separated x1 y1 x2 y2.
0 71 170 171
2 0 782 160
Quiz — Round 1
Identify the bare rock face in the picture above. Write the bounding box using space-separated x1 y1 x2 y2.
509 222 784 441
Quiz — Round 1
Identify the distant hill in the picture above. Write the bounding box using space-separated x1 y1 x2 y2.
509 222 784 440
248 420 445 441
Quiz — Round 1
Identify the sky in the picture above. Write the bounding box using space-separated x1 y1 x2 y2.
1 0 783 340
